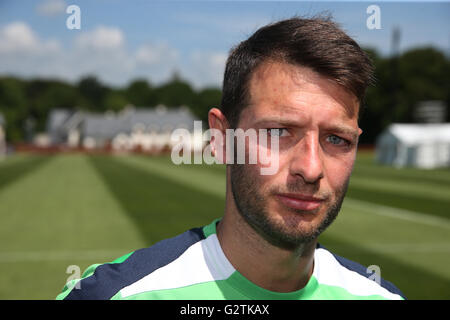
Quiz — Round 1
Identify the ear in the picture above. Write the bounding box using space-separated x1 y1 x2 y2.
208 108 229 164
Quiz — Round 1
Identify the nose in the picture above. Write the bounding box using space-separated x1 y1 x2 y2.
289 132 324 184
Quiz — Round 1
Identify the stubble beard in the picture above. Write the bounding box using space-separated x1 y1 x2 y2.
230 163 349 251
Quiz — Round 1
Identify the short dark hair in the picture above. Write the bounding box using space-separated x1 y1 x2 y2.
220 16 374 127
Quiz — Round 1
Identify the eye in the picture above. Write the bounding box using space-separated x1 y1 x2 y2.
326 134 349 146
268 128 290 137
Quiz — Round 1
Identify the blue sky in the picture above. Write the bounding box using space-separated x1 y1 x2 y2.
0 0 449 88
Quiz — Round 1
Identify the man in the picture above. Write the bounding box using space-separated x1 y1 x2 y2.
57 17 405 300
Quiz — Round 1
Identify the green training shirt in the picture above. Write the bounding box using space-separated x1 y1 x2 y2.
57 219 405 300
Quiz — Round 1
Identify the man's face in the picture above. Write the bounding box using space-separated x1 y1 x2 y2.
229 61 361 249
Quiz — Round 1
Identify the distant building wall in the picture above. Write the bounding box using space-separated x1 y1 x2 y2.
46 106 203 153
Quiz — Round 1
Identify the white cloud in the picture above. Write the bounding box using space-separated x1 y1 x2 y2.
69 26 134 83
136 43 179 65
75 26 125 50
0 22 62 79
0 22 38 53
36 0 67 17
0 23 130 83
132 43 182 85
185 51 227 88
0 22 62 55
0 22 225 89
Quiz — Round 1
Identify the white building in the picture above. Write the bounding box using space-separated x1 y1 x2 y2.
46 105 203 153
375 123 450 169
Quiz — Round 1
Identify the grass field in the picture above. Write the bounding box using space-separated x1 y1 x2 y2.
0 150 449 299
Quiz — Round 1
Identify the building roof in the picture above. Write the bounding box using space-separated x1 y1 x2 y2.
82 106 197 139
382 123 450 145
47 109 71 132
46 106 199 143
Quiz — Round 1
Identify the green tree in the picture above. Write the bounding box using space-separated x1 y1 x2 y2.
360 48 394 144
155 73 196 108
125 79 157 107
0 77 28 142
398 47 450 122
192 87 222 123
104 89 130 112
77 75 109 111
27 79 80 132
360 47 450 144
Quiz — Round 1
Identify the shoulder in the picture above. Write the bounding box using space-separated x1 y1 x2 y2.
57 227 205 300
314 244 406 300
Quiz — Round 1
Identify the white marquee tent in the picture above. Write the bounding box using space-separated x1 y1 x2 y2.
375 123 450 169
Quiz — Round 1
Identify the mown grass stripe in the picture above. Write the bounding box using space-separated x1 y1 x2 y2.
88 155 224 246
0 154 145 299
354 160 450 181
352 164 450 187
340 243 450 254
0 154 144 252
344 198 450 230
112 154 226 198
346 185 448 220
0 153 50 192
319 234 450 300
0 250 131 263
0 153 32 168
349 176 450 202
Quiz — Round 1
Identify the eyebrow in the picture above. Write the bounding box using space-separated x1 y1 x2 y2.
253 118 359 140
254 118 302 127
328 126 359 140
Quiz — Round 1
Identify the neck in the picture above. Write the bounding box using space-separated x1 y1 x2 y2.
216 171 316 293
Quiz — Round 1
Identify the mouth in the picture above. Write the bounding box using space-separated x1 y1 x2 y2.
275 193 325 211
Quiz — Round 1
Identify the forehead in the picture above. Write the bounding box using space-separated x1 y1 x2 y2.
245 61 359 122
